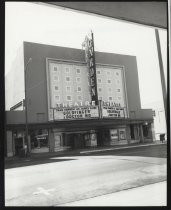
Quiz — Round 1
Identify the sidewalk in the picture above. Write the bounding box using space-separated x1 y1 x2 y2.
80 140 166 154
59 181 167 206
5 140 166 168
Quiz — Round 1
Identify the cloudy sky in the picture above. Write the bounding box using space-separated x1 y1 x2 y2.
5 2 167 109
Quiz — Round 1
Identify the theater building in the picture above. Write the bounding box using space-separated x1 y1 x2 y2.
5 39 154 157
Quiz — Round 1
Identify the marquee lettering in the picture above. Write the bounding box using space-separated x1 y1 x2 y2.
91 88 96 97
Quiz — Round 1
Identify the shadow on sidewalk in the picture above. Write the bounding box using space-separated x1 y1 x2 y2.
5 157 76 169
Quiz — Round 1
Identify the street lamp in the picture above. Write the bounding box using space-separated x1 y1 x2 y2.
24 57 32 155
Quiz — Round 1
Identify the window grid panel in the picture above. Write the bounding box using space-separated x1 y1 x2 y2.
66 76 71 82
65 67 70 73
98 88 102 92
76 77 81 83
55 95 60 101
54 66 58 72
66 95 72 101
54 76 59 81
50 63 125 108
66 86 71 92
76 68 81 74
54 86 59 91
77 95 82 101
77 86 82 92
98 78 102 83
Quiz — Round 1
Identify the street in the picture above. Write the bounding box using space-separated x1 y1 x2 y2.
5 144 167 206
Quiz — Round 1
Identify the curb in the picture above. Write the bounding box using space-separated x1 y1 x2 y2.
5 142 166 163
80 142 166 154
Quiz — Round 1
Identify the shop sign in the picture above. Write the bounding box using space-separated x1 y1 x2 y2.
36 134 48 140
102 106 125 118
18 132 23 138
53 105 99 120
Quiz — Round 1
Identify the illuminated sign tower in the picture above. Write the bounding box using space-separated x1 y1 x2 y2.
82 31 98 105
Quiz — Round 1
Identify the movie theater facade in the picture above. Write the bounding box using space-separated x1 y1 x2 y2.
5 38 154 156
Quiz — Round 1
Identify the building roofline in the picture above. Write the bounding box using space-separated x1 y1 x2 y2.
23 41 136 58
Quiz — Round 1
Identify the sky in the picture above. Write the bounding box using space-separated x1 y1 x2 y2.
5 2 167 109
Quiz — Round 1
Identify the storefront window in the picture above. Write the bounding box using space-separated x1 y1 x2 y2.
110 129 118 140
119 129 126 140
30 129 49 153
143 125 149 138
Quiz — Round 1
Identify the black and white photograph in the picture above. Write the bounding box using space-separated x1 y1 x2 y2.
4 1 168 207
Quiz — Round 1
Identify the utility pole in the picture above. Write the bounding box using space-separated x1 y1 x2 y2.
155 29 167 123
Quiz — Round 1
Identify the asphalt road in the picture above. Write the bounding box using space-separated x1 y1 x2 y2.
5 144 167 206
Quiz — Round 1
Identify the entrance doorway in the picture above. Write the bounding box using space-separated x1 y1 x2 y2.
130 125 135 139
97 129 110 146
97 130 103 146
64 133 85 149
142 124 149 138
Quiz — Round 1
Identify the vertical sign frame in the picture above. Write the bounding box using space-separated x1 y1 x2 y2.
91 32 99 105
82 31 99 105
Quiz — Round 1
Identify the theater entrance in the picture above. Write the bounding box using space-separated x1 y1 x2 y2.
64 133 85 149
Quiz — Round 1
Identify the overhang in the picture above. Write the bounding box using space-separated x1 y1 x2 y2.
6 118 153 131
40 2 167 29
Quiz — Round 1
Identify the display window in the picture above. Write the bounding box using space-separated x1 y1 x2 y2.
110 129 118 140
30 129 49 153
119 129 126 140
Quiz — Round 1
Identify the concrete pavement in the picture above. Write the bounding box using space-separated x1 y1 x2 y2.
5 154 166 206
59 181 167 206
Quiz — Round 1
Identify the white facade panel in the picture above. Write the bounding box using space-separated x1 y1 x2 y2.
46 59 128 121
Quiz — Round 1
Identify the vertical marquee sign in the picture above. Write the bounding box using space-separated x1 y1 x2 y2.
82 31 98 105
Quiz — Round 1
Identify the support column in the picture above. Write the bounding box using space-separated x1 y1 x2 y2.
6 130 13 157
22 136 25 149
155 29 167 122
148 123 155 142
48 129 54 152
126 126 131 144
151 122 156 142
28 135 31 152
139 124 144 143
133 125 138 140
